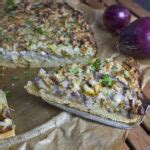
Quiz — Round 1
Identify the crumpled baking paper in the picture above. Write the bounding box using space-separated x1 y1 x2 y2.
1 0 150 149
0 112 127 150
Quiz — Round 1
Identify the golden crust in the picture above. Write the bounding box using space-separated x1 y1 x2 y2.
0 127 15 140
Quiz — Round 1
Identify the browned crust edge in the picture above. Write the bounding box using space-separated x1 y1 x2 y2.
0 127 15 140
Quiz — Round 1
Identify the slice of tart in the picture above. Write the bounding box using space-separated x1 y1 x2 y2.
0 2 97 68
25 57 144 124
0 90 15 140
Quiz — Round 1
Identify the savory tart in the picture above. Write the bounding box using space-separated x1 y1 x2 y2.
0 90 15 140
0 2 96 68
25 57 144 124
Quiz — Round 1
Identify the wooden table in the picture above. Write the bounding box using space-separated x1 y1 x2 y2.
123 108 150 150
83 0 150 149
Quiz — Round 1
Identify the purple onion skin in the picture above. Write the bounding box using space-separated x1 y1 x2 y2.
119 17 150 58
103 4 131 33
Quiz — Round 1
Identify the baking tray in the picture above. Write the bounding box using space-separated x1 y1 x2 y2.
40 98 145 129
0 64 145 140
0 67 61 135
0 65 146 148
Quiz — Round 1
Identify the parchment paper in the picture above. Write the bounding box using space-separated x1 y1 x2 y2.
0 112 127 150
0 0 149 149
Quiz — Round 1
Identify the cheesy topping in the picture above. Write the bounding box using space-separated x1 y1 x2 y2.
30 58 144 118
0 90 14 133
0 3 96 67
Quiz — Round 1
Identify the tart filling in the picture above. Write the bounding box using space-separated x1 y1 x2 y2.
25 58 144 123
0 2 96 68
0 90 15 139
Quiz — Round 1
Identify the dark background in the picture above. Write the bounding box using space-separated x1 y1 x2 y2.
134 0 150 11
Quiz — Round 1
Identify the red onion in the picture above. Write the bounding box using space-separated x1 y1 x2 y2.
103 4 131 33
119 17 150 58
